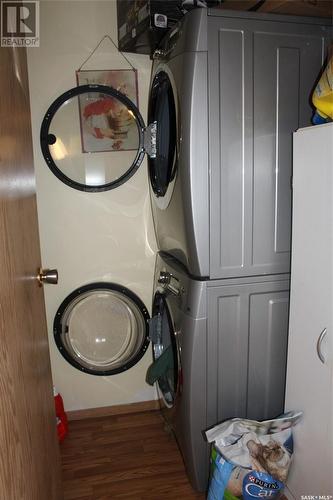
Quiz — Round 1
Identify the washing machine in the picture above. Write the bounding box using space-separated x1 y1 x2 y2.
150 252 292 492
150 252 209 491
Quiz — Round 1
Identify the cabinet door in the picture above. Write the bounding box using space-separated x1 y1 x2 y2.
207 278 290 427
247 290 290 420
208 15 328 279
285 124 333 496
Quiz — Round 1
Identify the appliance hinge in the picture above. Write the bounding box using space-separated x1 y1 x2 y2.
143 121 157 158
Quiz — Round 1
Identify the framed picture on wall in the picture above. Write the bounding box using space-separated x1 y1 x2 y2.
76 69 139 153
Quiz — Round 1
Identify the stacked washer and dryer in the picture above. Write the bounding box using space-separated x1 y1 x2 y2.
39 5 331 493
146 8 331 492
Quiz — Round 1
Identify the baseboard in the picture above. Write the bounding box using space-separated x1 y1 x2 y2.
67 399 160 421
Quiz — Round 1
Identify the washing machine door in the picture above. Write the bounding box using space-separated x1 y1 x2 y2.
53 282 150 375
148 69 177 199
151 291 179 407
40 84 157 192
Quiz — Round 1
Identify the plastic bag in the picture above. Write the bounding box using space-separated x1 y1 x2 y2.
206 411 302 500
312 51 333 124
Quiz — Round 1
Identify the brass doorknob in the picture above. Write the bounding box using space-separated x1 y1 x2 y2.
37 268 58 285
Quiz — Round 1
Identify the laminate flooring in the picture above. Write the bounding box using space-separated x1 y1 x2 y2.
61 410 206 500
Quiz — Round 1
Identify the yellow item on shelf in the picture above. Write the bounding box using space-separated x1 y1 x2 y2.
312 55 333 121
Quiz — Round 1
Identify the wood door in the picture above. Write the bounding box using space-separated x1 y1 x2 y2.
0 47 63 499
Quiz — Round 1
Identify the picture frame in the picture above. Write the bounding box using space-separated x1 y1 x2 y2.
76 69 139 153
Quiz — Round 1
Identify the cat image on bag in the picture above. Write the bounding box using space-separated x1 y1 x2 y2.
224 438 291 495
247 439 291 483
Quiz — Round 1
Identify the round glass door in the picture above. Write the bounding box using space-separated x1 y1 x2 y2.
151 292 178 407
54 283 150 375
148 71 177 197
40 85 146 192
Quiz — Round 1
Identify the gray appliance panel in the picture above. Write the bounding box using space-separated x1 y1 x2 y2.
207 278 290 428
175 313 208 493
247 288 290 420
161 7 208 57
153 253 208 492
208 15 330 279
150 50 209 277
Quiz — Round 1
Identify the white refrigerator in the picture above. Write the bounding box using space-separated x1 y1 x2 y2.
285 122 333 496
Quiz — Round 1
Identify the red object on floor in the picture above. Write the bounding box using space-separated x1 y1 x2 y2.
54 389 68 442
57 417 67 442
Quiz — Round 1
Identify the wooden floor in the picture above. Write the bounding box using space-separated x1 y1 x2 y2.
61 410 206 500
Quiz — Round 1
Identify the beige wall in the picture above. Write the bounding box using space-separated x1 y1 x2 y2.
27 0 158 411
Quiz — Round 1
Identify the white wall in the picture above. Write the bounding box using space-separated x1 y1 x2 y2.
27 0 158 411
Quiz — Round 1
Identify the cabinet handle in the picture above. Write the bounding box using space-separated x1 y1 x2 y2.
316 328 327 364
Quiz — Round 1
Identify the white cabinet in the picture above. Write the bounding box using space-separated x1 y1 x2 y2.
285 123 333 496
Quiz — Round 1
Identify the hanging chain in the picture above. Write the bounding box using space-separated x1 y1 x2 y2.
77 35 136 72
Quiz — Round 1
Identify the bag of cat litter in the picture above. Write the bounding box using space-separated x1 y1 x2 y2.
206 411 302 500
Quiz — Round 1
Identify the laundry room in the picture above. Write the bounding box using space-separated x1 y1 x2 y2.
0 0 332 499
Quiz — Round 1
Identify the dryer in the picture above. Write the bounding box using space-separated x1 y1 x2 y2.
148 8 331 280
148 14 209 279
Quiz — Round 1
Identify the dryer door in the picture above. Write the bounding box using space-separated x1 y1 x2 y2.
40 84 156 192
151 291 179 407
148 70 177 198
